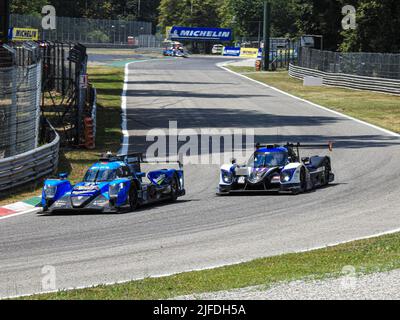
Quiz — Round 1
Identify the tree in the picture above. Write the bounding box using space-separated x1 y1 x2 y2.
158 0 223 29
340 0 400 53
11 0 161 26
158 0 186 28
218 0 299 39
10 0 48 16
270 0 299 37
294 0 344 51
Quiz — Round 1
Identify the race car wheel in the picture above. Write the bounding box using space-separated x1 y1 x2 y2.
300 168 307 192
293 168 307 195
323 161 331 186
170 175 179 202
129 186 139 211
41 207 51 215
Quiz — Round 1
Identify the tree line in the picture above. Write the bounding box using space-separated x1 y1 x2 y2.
9 0 400 53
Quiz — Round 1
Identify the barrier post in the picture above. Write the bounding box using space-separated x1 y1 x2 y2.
262 1 271 71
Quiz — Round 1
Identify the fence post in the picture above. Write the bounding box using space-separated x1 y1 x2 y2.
35 60 42 148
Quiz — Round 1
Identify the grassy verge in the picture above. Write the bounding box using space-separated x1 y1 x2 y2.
227 66 400 134
0 66 124 206
22 232 400 300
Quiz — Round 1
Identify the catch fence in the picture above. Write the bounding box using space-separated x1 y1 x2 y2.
0 43 42 159
11 14 152 45
298 47 400 80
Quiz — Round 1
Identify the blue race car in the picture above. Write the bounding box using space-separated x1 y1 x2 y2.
41 153 185 214
217 142 334 195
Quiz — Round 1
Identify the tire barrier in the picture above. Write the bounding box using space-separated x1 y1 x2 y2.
289 64 400 95
84 117 95 150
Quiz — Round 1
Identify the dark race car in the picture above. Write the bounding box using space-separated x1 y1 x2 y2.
217 142 334 195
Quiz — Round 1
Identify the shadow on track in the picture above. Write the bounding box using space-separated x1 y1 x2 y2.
37 199 196 217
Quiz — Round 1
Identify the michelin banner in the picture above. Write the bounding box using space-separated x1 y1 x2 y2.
223 47 241 57
170 26 232 42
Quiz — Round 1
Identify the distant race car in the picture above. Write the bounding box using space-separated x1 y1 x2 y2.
41 153 185 214
163 48 189 58
163 41 189 58
217 142 334 195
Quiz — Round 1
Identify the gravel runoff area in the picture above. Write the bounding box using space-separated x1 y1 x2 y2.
174 269 400 300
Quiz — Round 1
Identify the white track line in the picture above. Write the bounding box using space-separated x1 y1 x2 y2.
217 62 400 138
120 61 132 155
120 58 173 155
0 208 42 221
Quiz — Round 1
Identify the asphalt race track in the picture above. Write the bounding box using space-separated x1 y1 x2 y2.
1 57 399 298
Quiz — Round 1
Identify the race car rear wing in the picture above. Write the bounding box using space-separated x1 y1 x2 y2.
286 142 334 152
142 154 184 170
255 142 333 152
255 142 333 162
119 153 184 172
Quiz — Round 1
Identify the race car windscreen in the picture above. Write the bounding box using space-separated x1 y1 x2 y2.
83 169 117 183
248 152 288 168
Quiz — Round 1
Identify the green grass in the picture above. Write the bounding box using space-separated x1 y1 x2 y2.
0 66 124 206
21 232 400 300
227 67 400 134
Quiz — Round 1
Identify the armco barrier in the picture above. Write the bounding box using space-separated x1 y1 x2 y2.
289 64 400 95
0 127 60 192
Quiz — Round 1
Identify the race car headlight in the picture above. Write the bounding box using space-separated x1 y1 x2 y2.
109 183 124 198
44 185 57 199
281 169 296 183
221 170 233 184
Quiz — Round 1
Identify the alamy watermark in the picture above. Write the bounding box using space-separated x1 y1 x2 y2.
340 265 357 290
41 265 57 291
145 121 255 165
342 5 357 30
41 5 56 30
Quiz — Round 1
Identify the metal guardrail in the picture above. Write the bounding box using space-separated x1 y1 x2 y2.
0 126 60 192
289 64 400 95
297 47 400 80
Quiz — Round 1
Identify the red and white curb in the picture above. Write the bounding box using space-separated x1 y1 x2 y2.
0 197 43 220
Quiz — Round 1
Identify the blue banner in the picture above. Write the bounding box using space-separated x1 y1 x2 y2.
223 47 241 56
170 26 232 42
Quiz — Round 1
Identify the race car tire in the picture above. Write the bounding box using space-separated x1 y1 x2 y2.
40 202 52 215
170 175 179 202
323 160 331 186
40 208 51 215
129 186 139 211
293 168 307 195
300 168 307 192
